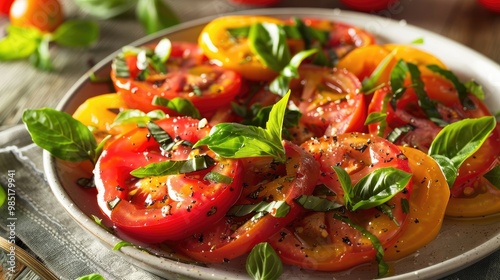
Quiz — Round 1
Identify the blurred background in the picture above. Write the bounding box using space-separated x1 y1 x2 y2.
0 0 499 130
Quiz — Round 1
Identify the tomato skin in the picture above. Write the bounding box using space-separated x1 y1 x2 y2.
198 15 287 81
0 0 15 15
446 176 500 217
290 66 366 137
368 75 500 197
173 141 320 262
112 42 242 116
268 133 412 271
9 0 64 33
94 117 244 243
384 147 449 261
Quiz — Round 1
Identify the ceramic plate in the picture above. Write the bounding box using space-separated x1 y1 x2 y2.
44 8 500 280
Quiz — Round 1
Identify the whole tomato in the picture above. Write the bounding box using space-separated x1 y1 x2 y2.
0 0 15 15
9 0 64 32
340 0 392 12
227 0 281 6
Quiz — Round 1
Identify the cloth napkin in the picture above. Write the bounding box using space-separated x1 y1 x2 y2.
1 124 499 280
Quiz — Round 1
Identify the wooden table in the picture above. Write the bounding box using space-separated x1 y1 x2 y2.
0 0 499 130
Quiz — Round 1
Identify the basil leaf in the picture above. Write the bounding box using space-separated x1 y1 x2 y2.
429 116 496 187
431 155 458 188
246 242 283 280
269 48 317 96
386 125 413 143
464 80 485 100
389 59 409 103
152 96 201 119
333 166 412 211
426 64 475 109
248 22 290 72
52 20 100 48
203 172 233 184
227 201 290 218
113 240 135 250
294 195 342 211
22 108 97 163
113 109 166 125
334 214 389 277
245 105 301 131
407 63 441 120
195 91 289 163
30 35 53 71
147 121 175 151
0 185 6 208
136 0 180 34
484 165 500 189
73 0 136 19
361 50 396 93
0 26 41 60
364 112 387 125
76 273 106 280
410 37 424 44
130 155 215 178
91 214 114 234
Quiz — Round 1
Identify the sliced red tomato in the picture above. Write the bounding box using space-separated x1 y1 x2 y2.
290 65 366 137
384 146 449 261
267 133 412 271
367 75 500 199
296 18 376 58
172 141 320 262
111 41 242 117
94 117 243 243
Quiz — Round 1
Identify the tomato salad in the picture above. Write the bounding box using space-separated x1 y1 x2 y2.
23 15 500 279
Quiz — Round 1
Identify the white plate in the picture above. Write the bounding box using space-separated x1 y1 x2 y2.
44 8 500 280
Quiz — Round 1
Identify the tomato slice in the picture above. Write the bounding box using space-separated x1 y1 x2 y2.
384 147 449 261
446 176 500 217
267 133 412 271
198 15 289 81
290 66 366 137
172 141 320 262
367 75 500 197
111 41 242 116
94 117 243 243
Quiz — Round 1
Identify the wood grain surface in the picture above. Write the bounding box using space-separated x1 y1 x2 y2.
0 0 498 130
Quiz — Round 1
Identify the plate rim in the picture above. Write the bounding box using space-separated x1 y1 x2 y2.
43 7 500 280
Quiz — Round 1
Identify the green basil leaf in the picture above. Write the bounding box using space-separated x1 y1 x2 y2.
430 155 457 188
203 172 233 184
364 112 387 125
52 20 99 48
407 63 441 120
410 37 424 44
130 155 215 178
269 49 317 96
113 240 135 250
389 59 409 102
22 108 97 163
195 91 289 163
227 201 290 218
361 50 395 93
76 273 106 280
386 125 413 143
294 195 342 212
227 26 250 39
30 35 53 71
0 185 6 208
464 80 485 100
152 96 201 119
426 64 474 109
246 242 283 280
136 0 180 34
113 109 166 125
147 121 175 151
73 0 136 19
248 22 290 72
334 166 412 211
0 26 41 60
91 214 114 234
429 116 496 186
334 214 389 277
484 165 500 189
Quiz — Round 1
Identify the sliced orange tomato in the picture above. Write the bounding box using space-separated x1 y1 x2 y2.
198 15 295 81
384 44 447 75
384 146 450 261
446 176 500 217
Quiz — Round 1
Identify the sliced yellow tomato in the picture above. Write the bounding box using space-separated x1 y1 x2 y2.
72 93 135 140
384 147 450 261
384 44 447 75
446 177 500 217
198 15 295 81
